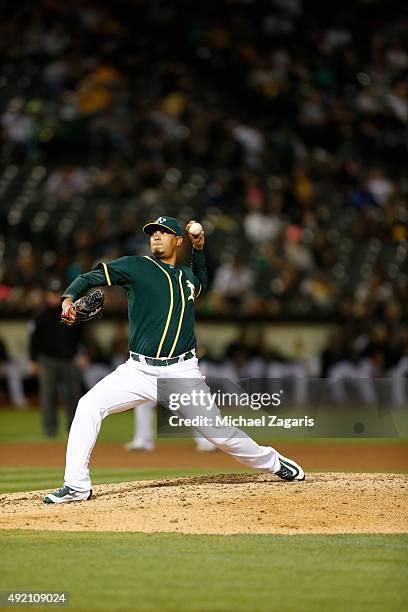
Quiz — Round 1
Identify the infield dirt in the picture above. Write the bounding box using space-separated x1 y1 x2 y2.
1 440 407 471
1 473 407 534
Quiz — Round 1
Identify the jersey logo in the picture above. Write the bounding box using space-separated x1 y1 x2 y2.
157 216 167 223
186 280 195 301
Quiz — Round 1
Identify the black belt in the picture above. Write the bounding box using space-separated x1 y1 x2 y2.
131 350 195 367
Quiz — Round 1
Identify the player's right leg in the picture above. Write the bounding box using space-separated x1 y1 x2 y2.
43 361 154 503
124 400 156 451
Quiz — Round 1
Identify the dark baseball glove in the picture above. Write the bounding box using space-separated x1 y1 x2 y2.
61 289 105 326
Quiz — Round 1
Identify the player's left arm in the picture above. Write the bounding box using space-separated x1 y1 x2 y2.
186 222 207 297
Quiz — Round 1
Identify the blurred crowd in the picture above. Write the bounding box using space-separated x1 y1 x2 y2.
0 1 407 389
0 321 130 412
1 313 408 409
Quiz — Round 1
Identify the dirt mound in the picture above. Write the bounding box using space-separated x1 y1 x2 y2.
1 473 407 534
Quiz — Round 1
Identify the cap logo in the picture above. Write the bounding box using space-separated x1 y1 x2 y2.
157 217 166 223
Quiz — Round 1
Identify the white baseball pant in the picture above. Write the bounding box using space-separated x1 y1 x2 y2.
64 355 281 492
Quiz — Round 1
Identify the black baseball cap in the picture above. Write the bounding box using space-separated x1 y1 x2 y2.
143 216 182 236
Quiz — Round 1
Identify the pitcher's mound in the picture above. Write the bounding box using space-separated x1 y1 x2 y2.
1 473 407 534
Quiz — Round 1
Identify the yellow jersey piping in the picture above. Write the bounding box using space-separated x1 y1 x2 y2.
168 270 186 358
102 263 111 286
145 256 174 357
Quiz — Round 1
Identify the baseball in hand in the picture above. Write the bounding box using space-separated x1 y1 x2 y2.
188 222 203 236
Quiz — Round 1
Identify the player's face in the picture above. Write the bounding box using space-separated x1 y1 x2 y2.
150 229 181 259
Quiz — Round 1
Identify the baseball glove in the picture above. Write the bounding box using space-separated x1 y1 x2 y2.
61 289 105 326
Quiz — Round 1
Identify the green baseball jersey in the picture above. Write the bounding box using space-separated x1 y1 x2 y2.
62 250 207 358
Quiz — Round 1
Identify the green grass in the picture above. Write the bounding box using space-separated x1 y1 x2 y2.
0 532 406 611
0 467 240 494
0 407 136 443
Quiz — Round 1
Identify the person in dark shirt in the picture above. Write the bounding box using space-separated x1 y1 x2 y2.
29 279 82 436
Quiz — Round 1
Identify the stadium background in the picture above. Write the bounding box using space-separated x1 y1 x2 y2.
0 1 407 611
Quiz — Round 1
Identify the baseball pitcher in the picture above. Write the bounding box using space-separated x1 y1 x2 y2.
44 216 304 503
